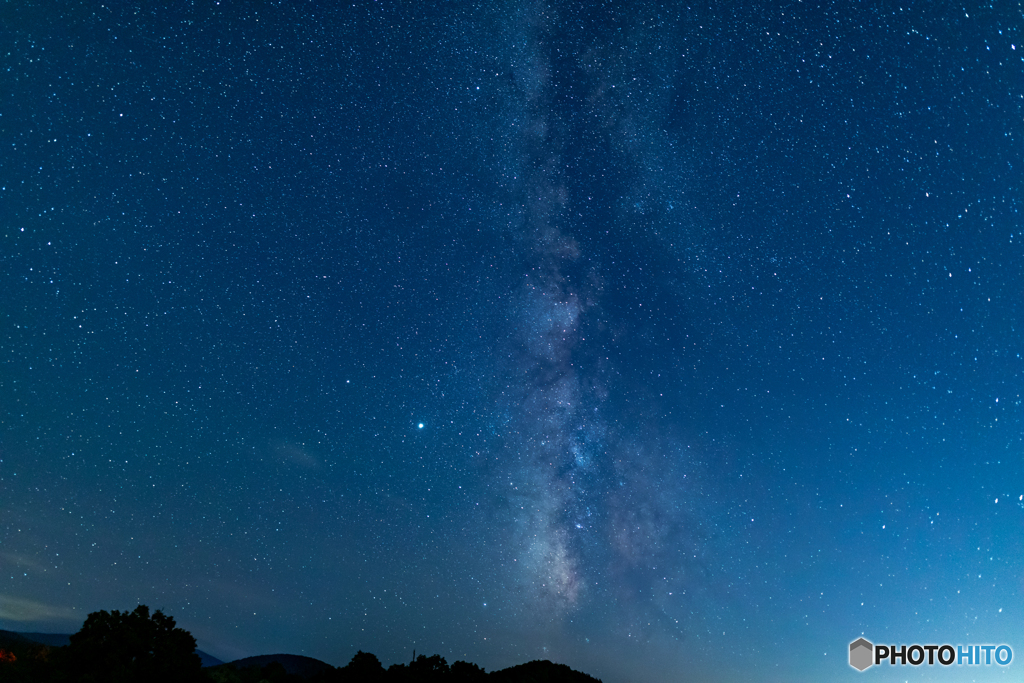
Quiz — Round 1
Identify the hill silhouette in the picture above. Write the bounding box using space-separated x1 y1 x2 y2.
0 608 603 683
225 653 334 677
201 652 602 683
8 632 71 647
491 660 602 683
0 630 36 646
2 629 223 667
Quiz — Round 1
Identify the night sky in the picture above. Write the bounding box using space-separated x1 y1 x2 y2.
2 2 1022 681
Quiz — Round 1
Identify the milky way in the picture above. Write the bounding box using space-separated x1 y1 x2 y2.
490 3 709 637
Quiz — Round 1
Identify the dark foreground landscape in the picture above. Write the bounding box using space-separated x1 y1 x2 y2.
0 606 601 683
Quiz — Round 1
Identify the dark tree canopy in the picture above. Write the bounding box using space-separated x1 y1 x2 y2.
449 660 487 683
340 650 386 683
63 604 202 683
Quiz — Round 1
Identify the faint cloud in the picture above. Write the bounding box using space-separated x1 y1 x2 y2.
270 440 319 469
0 595 76 622
0 552 46 572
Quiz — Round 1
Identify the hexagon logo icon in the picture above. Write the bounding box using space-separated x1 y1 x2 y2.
850 638 874 671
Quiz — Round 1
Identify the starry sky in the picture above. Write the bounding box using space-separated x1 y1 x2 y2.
1 2 1022 682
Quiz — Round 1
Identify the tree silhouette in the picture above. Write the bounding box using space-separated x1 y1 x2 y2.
62 604 202 683
340 650 385 683
385 661 410 683
449 660 486 683
407 654 448 683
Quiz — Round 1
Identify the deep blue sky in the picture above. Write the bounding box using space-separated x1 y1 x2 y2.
2 2 1022 681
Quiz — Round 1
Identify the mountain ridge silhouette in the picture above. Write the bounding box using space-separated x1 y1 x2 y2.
0 629 224 667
